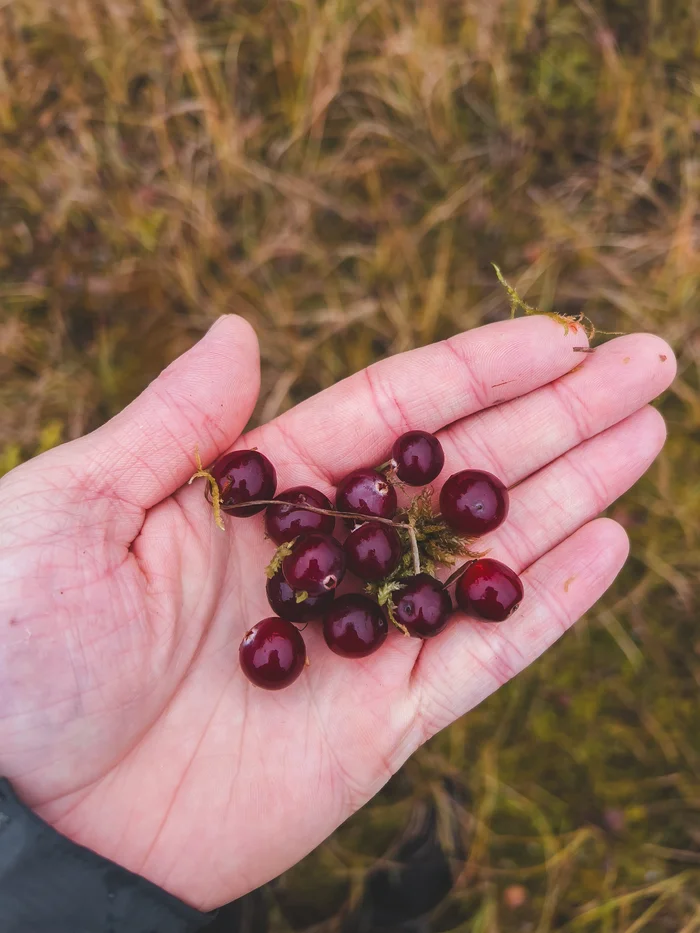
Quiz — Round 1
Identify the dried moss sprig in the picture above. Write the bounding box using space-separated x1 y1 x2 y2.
373 580 410 637
265 539 297 579
404 487 482 571
188 447 225 531
366 489 483 634
492 264 623 343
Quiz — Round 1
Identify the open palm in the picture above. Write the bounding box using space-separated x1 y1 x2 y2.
0 315 675 911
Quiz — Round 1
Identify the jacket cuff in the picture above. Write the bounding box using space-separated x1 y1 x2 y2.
0 778 214 933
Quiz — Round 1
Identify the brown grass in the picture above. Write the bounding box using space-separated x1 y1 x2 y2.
1 0 700 929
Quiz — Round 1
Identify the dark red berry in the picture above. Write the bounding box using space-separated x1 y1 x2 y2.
394 573 453 638
266 570 334 623
455 558 523 622
439 469 509 536
323 594 388 658
391 431 445 485
344 521 402 582
211 450 277 517
336 468 397 520
282 532 346 596
265 485 334 545
239 617 306 690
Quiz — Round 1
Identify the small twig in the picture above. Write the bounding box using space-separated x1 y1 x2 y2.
407 526 421 575
441 560 476 590
219 498 417 533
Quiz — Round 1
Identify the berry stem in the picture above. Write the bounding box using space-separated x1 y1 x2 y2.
192 470 426 578
219 498 416 532
441 561 475 590
407 526 421 576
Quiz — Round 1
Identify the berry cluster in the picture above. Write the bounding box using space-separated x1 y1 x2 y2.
194 431 523 690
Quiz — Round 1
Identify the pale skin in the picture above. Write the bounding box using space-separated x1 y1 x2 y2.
0 315 675 911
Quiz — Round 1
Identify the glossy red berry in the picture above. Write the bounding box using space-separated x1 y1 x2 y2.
439 469 509 536
391 431 445 485
211 450 277 517
282 532 346 596
344 521 402 582
335 468 397 520
266 570 334 623
394 573 452 638
323 594 389 658
455 558 523 622
264 486 334 545
239 617 306 690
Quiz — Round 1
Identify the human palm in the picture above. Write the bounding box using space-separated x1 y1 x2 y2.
0 315 674 910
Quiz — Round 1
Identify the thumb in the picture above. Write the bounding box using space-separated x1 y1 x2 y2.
77 315 260 510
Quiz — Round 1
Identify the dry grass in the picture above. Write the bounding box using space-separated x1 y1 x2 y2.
1 0 700 929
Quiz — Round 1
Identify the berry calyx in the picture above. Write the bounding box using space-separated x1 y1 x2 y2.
439 469 509 536
323 594 389 658
266 570 334 623
344 521 402 582
391 431 445 485
282 532 346 596
211 450 277 517
265 486 335 545
393 573 453 638
455 558 523 622
336 468 398 520
239 617 306 690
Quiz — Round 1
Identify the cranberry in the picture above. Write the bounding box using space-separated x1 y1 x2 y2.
211 450 277 517
323 594 388 658
455 558 523 622
266 570 334 623
264 485 334 545
439 469 509 536
239 617 306 690
336 468 397 520
394 573 452 638
282 532 346 596
391 431 445 485
344 521 402 582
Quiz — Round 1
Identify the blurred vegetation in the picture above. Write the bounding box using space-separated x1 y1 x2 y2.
1 0 700 929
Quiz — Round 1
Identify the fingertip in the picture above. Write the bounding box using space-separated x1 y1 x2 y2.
200 315 261 408
634 333 677 380
206 314 260 359
598 332 677 386
634 403 668 451
589 516 631 569
79 313 263 509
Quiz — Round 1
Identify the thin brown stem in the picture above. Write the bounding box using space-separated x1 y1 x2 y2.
220 498 416 532
212 490 426 574
407 526 421 575
441 560 476 590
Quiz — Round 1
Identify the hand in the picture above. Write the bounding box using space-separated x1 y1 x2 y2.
0 315 675 910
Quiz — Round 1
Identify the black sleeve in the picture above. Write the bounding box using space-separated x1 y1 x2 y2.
0 778 214 933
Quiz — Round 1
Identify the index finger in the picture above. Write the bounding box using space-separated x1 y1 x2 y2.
251 316 588 483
